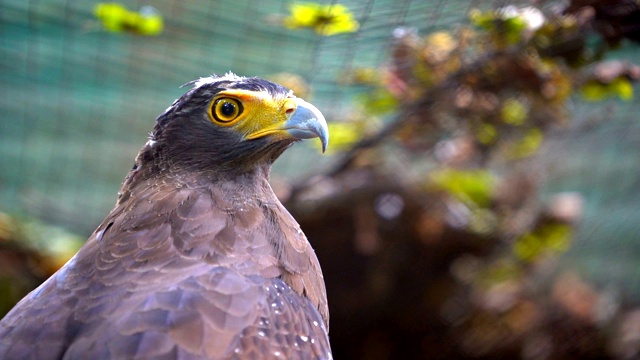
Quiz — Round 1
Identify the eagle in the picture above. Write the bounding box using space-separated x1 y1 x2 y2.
0 74 331 359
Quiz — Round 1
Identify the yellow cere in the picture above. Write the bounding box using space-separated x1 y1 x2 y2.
207 89 297 141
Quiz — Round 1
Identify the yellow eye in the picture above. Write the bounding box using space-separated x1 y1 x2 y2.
210 97 243 124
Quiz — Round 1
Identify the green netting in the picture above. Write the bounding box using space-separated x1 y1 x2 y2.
0 0 492 233
1 0 639 295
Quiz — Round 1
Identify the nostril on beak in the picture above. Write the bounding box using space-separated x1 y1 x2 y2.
284 99 297 117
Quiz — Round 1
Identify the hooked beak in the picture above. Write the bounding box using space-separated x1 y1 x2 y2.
284 99 329 153
246 98 329 153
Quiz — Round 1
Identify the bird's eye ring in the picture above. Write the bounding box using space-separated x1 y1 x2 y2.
210 97 243 124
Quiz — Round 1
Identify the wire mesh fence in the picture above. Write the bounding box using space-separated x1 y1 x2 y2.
2 0 640 357
0 0 501 233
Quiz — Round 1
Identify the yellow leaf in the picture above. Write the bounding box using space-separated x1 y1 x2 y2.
135 6 164 36
580 78 634 101
500 98 527 125
94 3 163 36
508 128 543 159
513 232 539 262
610 78 634 101
319 121 365 153
580 81 610 101
284 2 359 36
94 3 129 32
357 88 398 115
513 223 572 262
424 31 456 62
476 123 497 144
430 169 497 207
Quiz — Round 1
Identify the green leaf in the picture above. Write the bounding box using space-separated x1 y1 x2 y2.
430 169 497 207
476 123 498 145
500 98 527 126
610 78 634 100
513 223 572 262
357 88 398 115
324 122 363 152
508 128 543 159
580 78 634 101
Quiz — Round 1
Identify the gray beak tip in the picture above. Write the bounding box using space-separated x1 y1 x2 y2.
285 99 329 153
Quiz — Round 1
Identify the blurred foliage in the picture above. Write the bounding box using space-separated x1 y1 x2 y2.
333 3 640 162
285 1 640 359
94 3 164 36
4 0 640 358
0 212 83 317
564 0 640 46
429 169 496 208
581 77 634 100
513 223 572 262
470 6 542 47
326 121 368 153
281 2 359 36
266 72 312 100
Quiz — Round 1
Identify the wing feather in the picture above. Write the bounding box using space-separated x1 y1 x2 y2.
0 184 331 359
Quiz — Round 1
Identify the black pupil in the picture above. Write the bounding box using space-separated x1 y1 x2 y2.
220 101 236 117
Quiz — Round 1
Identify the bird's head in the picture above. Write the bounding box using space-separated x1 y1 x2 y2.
143 73 328 179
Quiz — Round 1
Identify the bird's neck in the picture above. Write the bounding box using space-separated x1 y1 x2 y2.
119 141 279 204
109 156 327 323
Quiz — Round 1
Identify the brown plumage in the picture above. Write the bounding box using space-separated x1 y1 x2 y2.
0 74 331 359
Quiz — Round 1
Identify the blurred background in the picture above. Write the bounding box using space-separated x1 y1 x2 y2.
1 0 640 359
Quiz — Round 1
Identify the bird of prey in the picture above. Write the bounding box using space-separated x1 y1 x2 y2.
0 73 331 360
